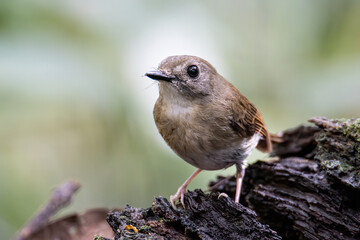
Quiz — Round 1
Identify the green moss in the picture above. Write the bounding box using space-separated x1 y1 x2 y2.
316 118 360 171
340 118 360 142
314 118 360 188
119 215 133 225
139 225 151 233
321 158 354 172
339 162 354 172
321 160 336 168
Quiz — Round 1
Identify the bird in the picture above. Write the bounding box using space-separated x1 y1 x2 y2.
145 55 272 208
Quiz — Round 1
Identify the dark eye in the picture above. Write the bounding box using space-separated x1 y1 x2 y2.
187 65 199 78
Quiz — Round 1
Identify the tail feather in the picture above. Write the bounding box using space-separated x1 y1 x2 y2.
256 132 283 153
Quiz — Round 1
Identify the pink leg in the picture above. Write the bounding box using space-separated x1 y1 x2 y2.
170 168 202 208
235 164 246 203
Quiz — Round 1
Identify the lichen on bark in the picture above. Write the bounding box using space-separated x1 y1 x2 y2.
311 117 360 189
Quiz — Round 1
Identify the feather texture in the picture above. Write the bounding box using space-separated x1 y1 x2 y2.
228 86 272 153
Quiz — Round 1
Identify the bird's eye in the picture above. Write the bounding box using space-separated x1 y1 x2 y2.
187 65 199 78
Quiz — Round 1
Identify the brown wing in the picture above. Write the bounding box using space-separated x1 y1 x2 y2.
230 93 272 153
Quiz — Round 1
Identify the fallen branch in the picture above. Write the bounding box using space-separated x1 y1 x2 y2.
15 181 81 240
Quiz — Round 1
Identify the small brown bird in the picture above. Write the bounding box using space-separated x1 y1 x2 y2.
145 55 272 208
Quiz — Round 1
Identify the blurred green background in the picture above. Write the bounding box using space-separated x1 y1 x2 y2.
1 0 360 238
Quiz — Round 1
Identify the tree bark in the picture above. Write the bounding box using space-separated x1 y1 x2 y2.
106 190 281 240
211 117 360 240
19 117 360 240
103 117 360 240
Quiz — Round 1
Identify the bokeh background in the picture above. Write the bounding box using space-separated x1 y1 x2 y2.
1 0 360 238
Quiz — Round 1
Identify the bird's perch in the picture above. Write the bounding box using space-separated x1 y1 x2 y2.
101 117 360 240
19 117 360 240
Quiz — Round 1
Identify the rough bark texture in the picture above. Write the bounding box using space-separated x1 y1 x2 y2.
101 117 359 240
211 117 360 240
106 190 280 240
19 117 360 240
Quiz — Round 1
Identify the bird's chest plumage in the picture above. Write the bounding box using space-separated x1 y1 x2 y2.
154 99 204 153
153 97 260 170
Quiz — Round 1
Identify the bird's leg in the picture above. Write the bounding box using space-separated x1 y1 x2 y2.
170 168 202 208
235 162 247 203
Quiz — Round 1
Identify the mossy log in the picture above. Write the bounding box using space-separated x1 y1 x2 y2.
106 191 281 240
18 117 359 240
102 117 360 240
210 117 360 240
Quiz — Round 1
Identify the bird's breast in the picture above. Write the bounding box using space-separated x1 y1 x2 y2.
153 98 260 170
154 99 202 153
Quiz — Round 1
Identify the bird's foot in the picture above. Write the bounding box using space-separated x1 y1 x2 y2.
170 185 187 209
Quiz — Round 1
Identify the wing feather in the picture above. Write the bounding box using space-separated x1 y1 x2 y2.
229 93 272 153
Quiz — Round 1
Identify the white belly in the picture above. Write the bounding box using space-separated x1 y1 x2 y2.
179 133 261 170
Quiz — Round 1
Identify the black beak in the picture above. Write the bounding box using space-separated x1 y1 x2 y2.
145 70 175 82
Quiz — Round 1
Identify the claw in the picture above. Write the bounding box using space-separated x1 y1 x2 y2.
169 169 202 209
170 185 187 208
218 192 229 199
